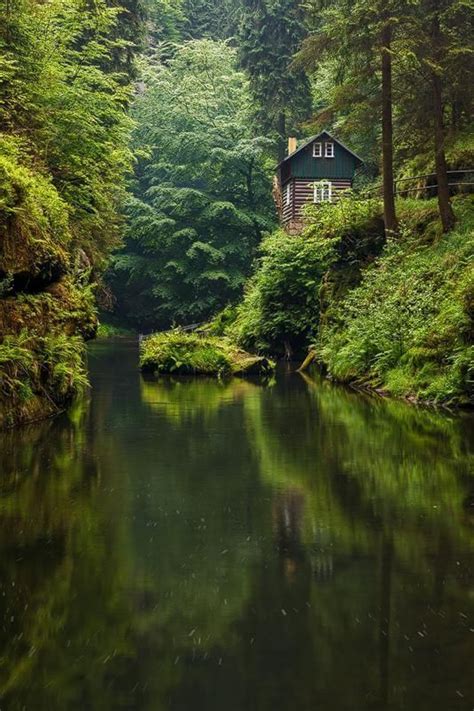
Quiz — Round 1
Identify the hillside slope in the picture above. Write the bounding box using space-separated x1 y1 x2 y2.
232 196 473 406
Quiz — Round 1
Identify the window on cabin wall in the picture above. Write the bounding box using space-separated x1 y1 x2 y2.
313 142 322 158
285 182 291 206
325 142 334 158
314 180 332 203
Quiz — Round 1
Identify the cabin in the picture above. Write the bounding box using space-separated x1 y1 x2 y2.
276 130 363 233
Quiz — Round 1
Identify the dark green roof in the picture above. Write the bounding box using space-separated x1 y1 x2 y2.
277 130 364 168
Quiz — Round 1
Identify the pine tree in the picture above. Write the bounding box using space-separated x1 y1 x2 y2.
182 0 243 40
298 0 404 234
240 0 312 160
401 0 473 232
105 0 147 80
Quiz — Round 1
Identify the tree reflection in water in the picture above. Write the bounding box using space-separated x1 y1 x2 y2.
0 340 472 711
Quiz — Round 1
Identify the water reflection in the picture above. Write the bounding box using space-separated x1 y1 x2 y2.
0 340 472 710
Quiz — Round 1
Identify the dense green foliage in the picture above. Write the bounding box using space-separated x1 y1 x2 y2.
319 198 474 404
140 330 274 375
0 331 88 428
298 0 474 189
240 0 312 159
182 0 243 39
109 40 275 330
1 0 134 265
232 198 384 354
0 0 136 425
233 194 473 404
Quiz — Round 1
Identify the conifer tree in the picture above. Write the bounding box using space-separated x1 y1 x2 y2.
401 0 472 232
182 0 243 39
240 0 312 160
105 0 146 80
299 0 403 233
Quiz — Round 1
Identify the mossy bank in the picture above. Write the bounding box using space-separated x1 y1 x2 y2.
140 330 274 377
0 141 97 428
230 195 474 406
0 1 134 428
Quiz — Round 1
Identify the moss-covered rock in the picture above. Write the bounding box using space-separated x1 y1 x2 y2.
0 141 97 428
140 330 274 377
0 141 71 292
0 332 88 429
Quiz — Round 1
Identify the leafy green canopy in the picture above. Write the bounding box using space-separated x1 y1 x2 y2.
240 0 312 159
110 39 276 330
298 0 474 178
0 0 135 269
181 0 244 40
0 0 139 423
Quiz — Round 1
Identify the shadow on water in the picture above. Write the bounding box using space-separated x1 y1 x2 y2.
0 339 473 710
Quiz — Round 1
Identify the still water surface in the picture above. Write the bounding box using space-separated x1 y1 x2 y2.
1 339 473 710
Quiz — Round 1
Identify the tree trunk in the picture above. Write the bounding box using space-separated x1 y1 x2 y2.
381 21 397 235
277 111 286 163
431 13 456 232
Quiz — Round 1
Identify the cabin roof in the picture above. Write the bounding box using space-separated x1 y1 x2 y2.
277 130 364 168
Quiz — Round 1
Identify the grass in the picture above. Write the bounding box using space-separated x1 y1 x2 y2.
318 196 474 405
97 322 135 338
140 330 274 377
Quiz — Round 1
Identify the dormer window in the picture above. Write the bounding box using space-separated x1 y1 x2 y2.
314 180 332 203
313 142 322 158
325 142 334 158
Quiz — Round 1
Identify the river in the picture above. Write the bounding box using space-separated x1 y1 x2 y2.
0 339 473 710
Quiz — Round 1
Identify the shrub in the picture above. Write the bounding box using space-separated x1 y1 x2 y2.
231 197 384 354
319 197 474 404
0 332 88 427
140 330 274 377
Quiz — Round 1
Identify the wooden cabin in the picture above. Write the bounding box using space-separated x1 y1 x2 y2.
276 130 363 233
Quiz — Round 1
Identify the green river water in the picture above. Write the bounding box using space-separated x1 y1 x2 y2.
0 339 473 710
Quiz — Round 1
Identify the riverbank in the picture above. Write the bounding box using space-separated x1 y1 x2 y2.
0 280 95 429
229 195 474 407
0 147 97 429
140 330 274 377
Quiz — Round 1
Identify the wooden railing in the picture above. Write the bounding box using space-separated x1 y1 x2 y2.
361 169 474 199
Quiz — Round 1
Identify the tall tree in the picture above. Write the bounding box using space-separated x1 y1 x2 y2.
109 40 275 328
182 0 243 39
240 0 312 160
402 0 471 232
104 0 146 80
298 0 404 233
143 0 185 47
380 10 397 233
429 3 455 233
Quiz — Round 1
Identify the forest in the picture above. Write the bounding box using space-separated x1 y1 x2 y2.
0 0 473 426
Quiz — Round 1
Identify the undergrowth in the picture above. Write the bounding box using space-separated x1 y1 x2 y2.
0 332 88 428
97 322 135 338
231 197 384 355
230 193 473 405
318 196 474 405
140 330 274 377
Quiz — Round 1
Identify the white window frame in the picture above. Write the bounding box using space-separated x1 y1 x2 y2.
325 142 335 158
314 180 332 204
285 182 291 206
313 142 322 158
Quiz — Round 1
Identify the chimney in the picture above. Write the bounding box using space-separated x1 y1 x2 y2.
288 137 297 155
